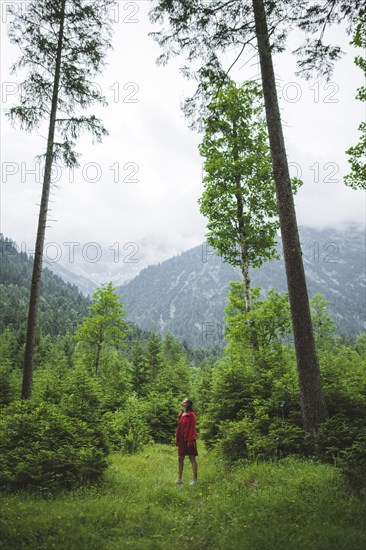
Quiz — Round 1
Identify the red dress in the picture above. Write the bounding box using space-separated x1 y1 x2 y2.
175 411 198 457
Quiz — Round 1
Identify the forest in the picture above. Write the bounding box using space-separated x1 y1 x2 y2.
1 1 365 549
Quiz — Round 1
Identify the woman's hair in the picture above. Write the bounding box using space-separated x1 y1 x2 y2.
184 398 194 412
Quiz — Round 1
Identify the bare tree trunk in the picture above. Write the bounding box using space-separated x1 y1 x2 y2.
252 0 327 432
232 119 258 349
232 120 250 311
21 0 67 399
240 257 252 312
95 341 102 377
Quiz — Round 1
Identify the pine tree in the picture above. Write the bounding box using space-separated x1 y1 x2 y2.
146 332 163 383
7 0 114 398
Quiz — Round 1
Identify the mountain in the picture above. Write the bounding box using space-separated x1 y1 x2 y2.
0 235 90 335
48 261 97 296
118 226 365 348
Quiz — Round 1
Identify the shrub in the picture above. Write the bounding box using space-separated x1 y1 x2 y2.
0 401 108 491
216 417 310 462
339 428 366 490
316 414 366 490
104 395 152 454
0 364 20 406
249 419 311 460
60 365 103 424
316 414 359 464
145 392 179 444
216 418 251 461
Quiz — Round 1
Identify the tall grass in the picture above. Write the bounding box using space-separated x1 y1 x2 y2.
1 444 365 549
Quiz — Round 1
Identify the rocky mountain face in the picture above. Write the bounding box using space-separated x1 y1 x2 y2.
118 226 365 348
47 261 98 297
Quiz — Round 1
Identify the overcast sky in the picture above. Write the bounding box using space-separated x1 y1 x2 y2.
1 1 365 283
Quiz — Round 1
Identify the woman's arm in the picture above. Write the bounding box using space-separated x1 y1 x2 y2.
188 412 197 444
175 412 182 445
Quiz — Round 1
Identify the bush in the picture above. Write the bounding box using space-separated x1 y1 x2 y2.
60 365 103 424
0 364 20 406
316 414 366 490
216 417 310 462
104 395 152 454
145 392 179 444
250 419 311 460
0 401 108 491
316 414 358 463
216 418 251 461
339 428 366 490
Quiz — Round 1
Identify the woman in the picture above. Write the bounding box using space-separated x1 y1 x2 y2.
175 398 198 485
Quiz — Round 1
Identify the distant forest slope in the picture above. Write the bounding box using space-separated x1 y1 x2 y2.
0 235 212 364
2 227 364 349
0 235 90 336
119 226 365 348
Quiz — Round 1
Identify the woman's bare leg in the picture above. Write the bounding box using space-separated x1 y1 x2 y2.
189 456 197 482
178 456 184 480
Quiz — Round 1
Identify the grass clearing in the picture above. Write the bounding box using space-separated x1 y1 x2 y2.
1 444 365 549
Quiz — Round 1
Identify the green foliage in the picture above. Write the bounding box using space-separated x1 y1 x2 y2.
192 362 214 418
155 337 191 395
31 338 69 405
130 341 150 396
0 326 21 404
216 417 310 462
60 365 103 425
316 414 366 489
0 364 20 406
250 288 292 349
98 351 132 412
7 0 114 166
204 284 366 485
224 283 292 361
0 326 18 366
0 401 108 490
1 225 365 499
198 79 281 271
146 332 163 382
339 428 366 490
345 15 366 190
104 395 152 454
319 345 366 417
145 392 180 444
310 293 336 349
215 417 252 461
75 282 129 376
198 79 302 319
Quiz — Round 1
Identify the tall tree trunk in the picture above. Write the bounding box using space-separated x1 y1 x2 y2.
252 0 327 432
232 119 252 312
232 118 257 348
21 0 67 399
240 257 252 313
95 341 102 377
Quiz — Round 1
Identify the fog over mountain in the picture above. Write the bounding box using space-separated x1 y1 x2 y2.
118 226 365 348
46 225 365 348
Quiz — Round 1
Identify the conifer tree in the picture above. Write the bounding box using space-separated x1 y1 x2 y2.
7 0 114 398
147 332 163 383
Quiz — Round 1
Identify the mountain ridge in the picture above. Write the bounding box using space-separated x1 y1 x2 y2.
117 225 365 348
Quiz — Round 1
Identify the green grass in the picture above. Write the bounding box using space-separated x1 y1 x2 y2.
1 444 365 549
